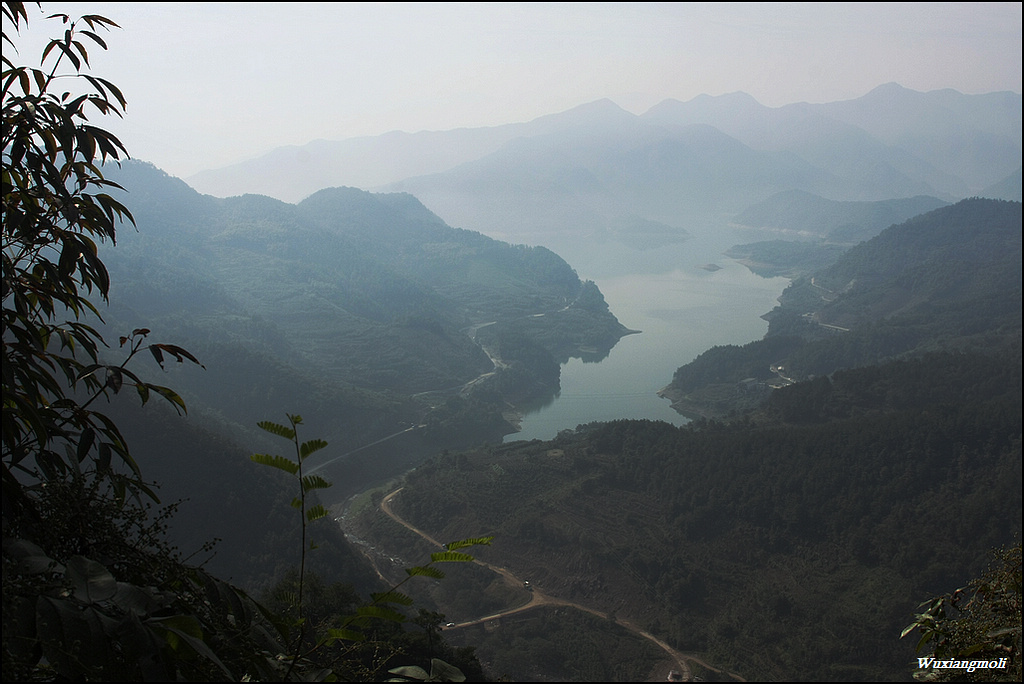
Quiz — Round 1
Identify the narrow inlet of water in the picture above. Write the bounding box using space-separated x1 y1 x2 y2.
507 232 788 442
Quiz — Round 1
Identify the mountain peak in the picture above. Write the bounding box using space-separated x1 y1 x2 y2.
867 81 910 94
853 82 922 104
527 98 639 134
641 91 767 127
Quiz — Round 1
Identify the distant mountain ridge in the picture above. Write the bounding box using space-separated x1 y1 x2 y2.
981 166 1023 201
190 85 1021 204
643 83 1021 192
184 85 1020 276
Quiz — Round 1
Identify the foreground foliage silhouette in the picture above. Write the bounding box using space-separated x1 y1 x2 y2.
251 413 490 681
1 0 203 518
3 4 488 680
903 543 1021 682
0 3 301 678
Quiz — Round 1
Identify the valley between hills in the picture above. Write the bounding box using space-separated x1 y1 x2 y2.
102 161 1019 683
17 81 1020 682
336 199 1021 681
5 5 1021 681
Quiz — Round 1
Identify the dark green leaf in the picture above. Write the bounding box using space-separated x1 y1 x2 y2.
76 427 95 463
301 474 332 492
326 627 366 642
306 504 328 522
112 582 159 615
250 453 299 475
356 605 406 623
444 536 494 551
299 438 328 460
371 590 415 606
257 420 295 440
430 658 467 682
405 566 445 579
388 665 430 680
430 551 475 563
7 540 62 575
66 555 117 603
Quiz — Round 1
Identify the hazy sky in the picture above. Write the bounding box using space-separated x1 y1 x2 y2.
7 2 1022 178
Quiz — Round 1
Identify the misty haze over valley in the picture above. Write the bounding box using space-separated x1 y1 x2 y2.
102 84 1021 683
4 3 1021 681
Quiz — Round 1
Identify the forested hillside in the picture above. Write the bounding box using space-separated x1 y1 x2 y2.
731 191 949 242
7 4 1018 681
86 161 632 589
357 332 1021 682
725 191 949 278
664 198 1021 418
348 197 1023 680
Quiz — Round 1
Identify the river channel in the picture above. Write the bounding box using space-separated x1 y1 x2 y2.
506 228 789 442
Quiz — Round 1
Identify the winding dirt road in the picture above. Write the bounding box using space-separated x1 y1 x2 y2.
378 488 745 682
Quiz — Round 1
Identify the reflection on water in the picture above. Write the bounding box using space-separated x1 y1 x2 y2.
516 386 560 416
572 346 614 364
506 229 789 442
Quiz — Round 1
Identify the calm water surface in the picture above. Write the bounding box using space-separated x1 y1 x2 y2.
507 230 788 442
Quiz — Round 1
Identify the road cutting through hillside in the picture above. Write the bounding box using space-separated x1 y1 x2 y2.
379 487 745 682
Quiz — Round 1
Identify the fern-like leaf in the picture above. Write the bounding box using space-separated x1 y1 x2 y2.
445 537 494 551
370 590 415 606
405 566 445 579
430 551 474 563
299 438 328 460
306 504 328 522
326 627 366 643
257 421 295 440
356 605 406 623
250 453 298 475
301 475 332 492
